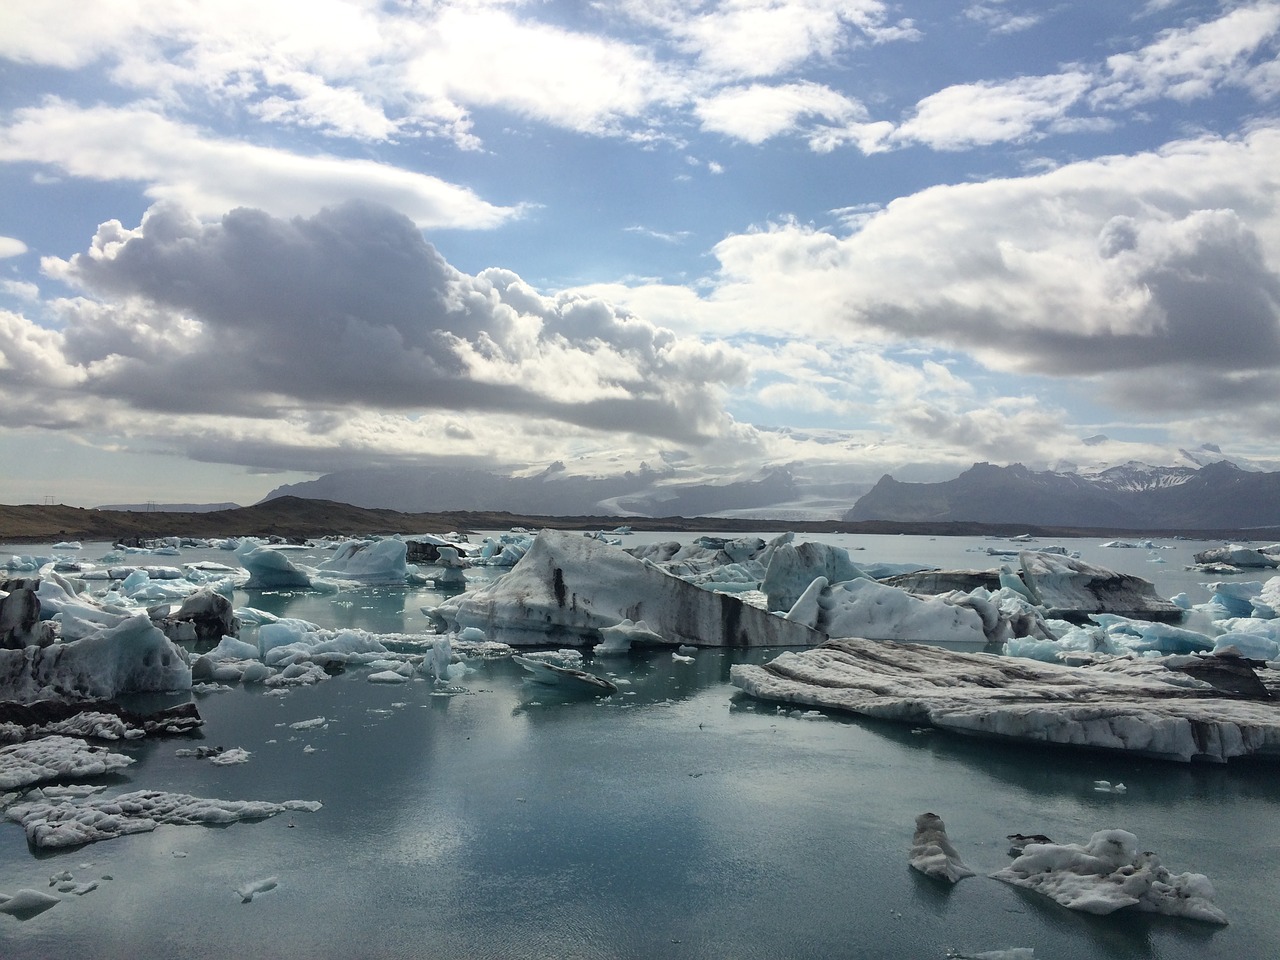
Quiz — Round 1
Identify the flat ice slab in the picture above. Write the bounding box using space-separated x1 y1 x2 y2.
730 638 1280 763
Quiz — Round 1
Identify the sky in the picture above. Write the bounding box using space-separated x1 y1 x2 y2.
1 0 1279 508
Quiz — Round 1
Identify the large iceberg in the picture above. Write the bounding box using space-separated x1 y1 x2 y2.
730 637 1280 762
430 529 820 648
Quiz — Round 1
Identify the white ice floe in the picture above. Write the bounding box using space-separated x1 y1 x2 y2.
431 530 820 648
730 638 1280 762
235 876 279 903
991 829 1227 924
5 789 322 848
0 735 135 790
367 670 409 683
909 812 974 883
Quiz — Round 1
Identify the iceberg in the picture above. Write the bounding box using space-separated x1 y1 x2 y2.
316 538 412 582
730 638 1280 762
783 577 988 647
236 543 313 589
0 614 191 701
991 829 1228 924
430 529 820 648
887 552 1182 623
761 539 869 611
1193 545 1278 569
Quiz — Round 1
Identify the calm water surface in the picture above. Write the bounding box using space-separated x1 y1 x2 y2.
2 533 1277 959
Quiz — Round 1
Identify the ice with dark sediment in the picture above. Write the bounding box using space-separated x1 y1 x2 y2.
730 637 1280 763
991 829 1228 924
429 529 821 648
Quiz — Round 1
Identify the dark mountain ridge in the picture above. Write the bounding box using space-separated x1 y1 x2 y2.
845 460 1280 530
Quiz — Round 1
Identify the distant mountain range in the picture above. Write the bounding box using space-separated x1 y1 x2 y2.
256 457 1280 530
260 464 856 520
845 461 1280 530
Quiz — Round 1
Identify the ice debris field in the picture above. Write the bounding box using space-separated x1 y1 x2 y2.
2 526 1279 946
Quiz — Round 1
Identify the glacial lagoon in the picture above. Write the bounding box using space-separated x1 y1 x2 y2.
3 533 1279 959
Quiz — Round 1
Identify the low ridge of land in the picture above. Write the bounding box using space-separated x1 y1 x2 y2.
3 496 1279 545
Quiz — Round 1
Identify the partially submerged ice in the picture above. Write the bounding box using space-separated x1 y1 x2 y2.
730 637 1280 762
991 829 1228 924
430 530 821 648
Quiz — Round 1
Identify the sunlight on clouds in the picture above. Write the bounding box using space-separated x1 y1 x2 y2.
695 82 867 144
1096 2 1280 107
894 72 1093 150
0 102 520 228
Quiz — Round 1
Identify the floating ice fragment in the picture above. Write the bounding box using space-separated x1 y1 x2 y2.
1092 780 1127 794
235 876 278 903
368 670 409 684
6 789 322 848
991 829 1227 923
909 812 974 884
0 736 134 790
288 717 327 730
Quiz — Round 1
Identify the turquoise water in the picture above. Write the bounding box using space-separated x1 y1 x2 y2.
2 533 1277 958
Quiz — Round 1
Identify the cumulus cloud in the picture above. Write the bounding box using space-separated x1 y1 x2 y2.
0 236 28 258
1095 2 1280 107
695 82 870 144
893 72 1093 150
0 102 518 228
582 126 1280 433
13 200 745 459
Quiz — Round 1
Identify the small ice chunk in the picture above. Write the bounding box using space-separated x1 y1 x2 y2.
235 876 279 903
909 812 974 883
288 717 328 730
368 670 409 684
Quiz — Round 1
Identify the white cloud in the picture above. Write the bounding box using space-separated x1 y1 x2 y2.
614 0 918 81
894 72 1093 150
696 81 868 144
574 126 1280 441
1096 2 1280 107
963 2 1042 35
0 102 520 229
0 236 28 258
2 279 40 301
